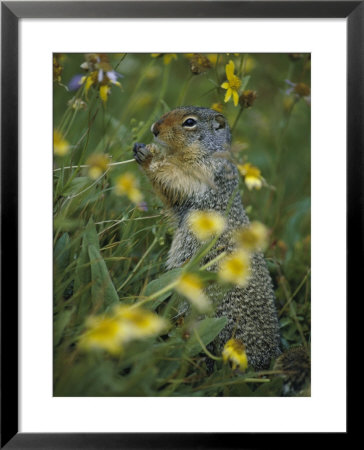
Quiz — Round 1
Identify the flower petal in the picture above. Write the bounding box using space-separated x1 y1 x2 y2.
221 81 230 90
245 176 262 190
107 71 117 82
226 60 235 81
164 54 177 65
85 76 94 95
68 74 85 91
224 88 232 103
233 90 239 106
99 85 109 104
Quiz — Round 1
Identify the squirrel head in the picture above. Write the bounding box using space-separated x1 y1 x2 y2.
150 106 232 156
141 107 235 207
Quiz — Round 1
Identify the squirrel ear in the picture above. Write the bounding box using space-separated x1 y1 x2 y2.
213 115 226 130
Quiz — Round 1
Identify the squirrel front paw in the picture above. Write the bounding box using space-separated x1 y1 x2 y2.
133 143 152 165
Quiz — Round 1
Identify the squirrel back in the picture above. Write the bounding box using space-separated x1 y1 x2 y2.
133 106 281 369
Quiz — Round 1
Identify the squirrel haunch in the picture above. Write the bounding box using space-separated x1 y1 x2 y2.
133 106 281 369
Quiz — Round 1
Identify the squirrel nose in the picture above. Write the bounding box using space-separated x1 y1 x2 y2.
151 122 159 137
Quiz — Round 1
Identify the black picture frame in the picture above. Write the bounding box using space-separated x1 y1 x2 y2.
1 1 358 447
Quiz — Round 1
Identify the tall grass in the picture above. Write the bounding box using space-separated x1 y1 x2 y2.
53 53 311 396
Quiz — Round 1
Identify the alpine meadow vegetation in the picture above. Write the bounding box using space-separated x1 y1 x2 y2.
53 53 311 397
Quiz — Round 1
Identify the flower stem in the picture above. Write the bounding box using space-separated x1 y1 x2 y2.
177 74 193 106
136 63 171 142
117 237 158 292
131 279 179 309
231 106 244 132
193 329 222 361
279 268 311 317
53 159 135 172
113 53 127 71
238 53 248 78
214 53 221 89
184 235 220 271
199 251 226 270
119 58 154 124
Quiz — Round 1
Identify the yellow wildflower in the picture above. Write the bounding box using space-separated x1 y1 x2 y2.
53 130 70 156
219 250 251 287
114 305 168 341
222 338 248 371
207 54 218 65
151 53 177 65
244 57 256 73
75 54 122 104
86 153 109 180
115 173 143 204
188 211 226 241
99 85 110 104
237 163 263 190
211 102 224 113
79 316 124 355
80 72 117 104
82 72 97 95
234 221 269 252
79 306 168 355
164 54 177 64
175 273 211 312
221 60 241 106
187 54 212 75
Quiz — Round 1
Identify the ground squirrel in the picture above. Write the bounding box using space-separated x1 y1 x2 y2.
133 106 281 369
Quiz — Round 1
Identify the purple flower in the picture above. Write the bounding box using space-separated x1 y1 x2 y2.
137 201 148 212
68 74 84 91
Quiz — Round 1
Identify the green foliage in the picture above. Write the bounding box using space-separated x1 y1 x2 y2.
53 53 311 397
143 268 183 310
184 317 228 357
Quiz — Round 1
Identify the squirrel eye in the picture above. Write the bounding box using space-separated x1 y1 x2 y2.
182 118 197 127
